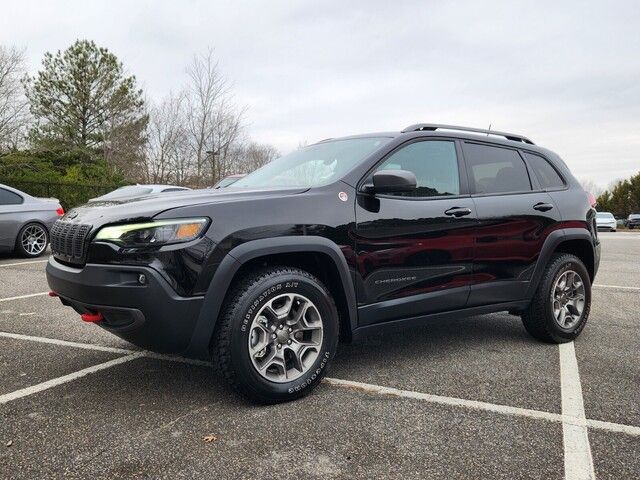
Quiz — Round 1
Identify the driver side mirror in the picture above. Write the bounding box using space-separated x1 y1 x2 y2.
363 169 417 194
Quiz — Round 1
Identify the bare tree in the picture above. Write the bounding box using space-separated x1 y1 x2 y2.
0 45 29 151
186 50 227 183
185 49 245 186
579 178 603 196
233 141 279 174
145 91 190 184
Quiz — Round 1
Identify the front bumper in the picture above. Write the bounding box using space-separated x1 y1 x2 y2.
596 223 616 230
46 257 204 354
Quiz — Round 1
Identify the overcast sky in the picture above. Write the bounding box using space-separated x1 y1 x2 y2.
2 1 639 188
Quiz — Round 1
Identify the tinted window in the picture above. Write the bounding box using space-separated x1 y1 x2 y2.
0 188 23 205
523 152 565 189
462 143 532 194
375 140 460 197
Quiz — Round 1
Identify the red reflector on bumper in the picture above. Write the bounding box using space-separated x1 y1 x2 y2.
81 312 104 323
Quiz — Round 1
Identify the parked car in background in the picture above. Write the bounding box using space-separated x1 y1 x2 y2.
627 214 640 229
89 185 191 203
212 174 246 189
0 183 64 257
595 212 617 231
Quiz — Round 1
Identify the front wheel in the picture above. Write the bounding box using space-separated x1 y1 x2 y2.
521 253 591 343
213 267 339 403
15 223 49 258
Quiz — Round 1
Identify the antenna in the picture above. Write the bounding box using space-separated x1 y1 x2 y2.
487 123 492 136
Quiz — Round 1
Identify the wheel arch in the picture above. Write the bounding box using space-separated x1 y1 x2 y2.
184 236 357 359
526 228 596 299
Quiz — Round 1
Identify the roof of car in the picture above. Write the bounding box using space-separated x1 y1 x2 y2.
316 123 555 156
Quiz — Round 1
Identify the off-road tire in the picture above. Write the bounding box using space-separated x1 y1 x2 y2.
213 266 339 404
521 253 591 343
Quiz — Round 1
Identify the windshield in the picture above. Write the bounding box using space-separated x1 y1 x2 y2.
98 186 153 200
232 137 391 189
596 212 614 219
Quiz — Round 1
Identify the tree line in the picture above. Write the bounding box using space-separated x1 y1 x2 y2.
0 40 278 191
595 172 640 217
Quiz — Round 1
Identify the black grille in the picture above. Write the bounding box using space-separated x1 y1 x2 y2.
51 221 92 264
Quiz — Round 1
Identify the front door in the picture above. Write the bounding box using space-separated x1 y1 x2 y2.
354 139 477 326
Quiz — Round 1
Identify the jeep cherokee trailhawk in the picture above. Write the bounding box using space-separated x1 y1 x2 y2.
47 123 600 403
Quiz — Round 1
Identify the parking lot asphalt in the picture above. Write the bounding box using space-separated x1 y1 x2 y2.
0 232 638 479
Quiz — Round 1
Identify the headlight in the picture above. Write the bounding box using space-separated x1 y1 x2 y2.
94 218 209 247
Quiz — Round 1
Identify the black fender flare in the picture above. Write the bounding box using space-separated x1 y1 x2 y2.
183 236 357 359
525 228 596 299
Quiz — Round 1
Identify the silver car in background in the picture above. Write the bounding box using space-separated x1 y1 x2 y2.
88 184 190 202
0 183 64 257
595 211 617 232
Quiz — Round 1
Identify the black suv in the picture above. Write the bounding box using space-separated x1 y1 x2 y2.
47 124 600 403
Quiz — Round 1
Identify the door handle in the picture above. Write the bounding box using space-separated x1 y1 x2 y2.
444 207 472 217
533 202 554 212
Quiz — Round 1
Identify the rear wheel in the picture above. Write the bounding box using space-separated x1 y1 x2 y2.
15 223 48 258
213 266 339 403
521 253 591 343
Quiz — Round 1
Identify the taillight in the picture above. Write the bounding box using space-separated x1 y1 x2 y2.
586 192 597 208
56 207 65 216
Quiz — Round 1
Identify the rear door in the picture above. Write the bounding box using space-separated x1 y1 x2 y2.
354 139 477 326
460 141 561 306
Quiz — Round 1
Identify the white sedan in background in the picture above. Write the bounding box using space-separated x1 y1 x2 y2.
595 212 617 232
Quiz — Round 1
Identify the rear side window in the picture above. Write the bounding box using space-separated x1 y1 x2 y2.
375 140 460 197
523 152 565 189
462 143 532 194
0 188 23 205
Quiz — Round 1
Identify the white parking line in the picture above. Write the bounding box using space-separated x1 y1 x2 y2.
559 342 595 480
0 259 49 268
0 292 50 303
0 352 144 404
0 331 134 354
323 377 564 422
0 331 212 367
2 330 639 442
593 284 640 291
323 377 640 437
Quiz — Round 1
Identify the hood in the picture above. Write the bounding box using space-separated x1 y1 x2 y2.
60 187 308 228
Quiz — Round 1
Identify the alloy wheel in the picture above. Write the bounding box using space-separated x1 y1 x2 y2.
21 225 47 256
248 293 323 383
551 270 585 329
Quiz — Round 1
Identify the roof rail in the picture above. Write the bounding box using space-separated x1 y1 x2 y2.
401 123 534 145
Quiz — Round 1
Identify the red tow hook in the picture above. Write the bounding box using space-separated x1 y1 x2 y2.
81 312 104 323
48 291 58 297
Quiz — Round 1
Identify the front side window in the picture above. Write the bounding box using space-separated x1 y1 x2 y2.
0 188 23 205
523 152 565 190
232 137 391 189
374 140 460 197
462 142 532 194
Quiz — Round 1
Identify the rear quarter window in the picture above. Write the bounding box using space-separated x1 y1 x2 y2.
522 152 565 189
0 188 23 205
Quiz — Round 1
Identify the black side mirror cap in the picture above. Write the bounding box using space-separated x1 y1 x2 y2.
363 169 417 194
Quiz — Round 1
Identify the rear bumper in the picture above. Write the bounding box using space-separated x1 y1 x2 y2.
46 257 204 355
